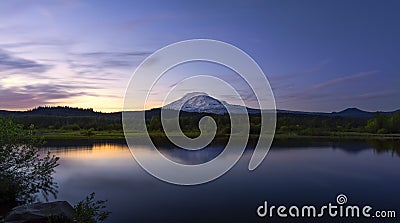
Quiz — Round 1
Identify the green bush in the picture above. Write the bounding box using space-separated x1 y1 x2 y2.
48 193 110 223
74 193 111 223
80 128 95 137
0 117 59 204
62 124 81 131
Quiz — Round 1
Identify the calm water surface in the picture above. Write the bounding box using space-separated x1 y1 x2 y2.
41 139 400 223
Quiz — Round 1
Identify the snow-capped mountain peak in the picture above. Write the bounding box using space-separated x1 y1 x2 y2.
163 92 258 114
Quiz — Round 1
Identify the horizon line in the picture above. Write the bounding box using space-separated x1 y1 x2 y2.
1 105 399 114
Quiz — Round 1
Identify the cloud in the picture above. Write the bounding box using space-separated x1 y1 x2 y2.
0 39 74 49
66 50 152 81
69 50 152 69
313 70 378 89
22 83 99 92
269 59 331 95
342 90 399 101
276 70 398 112
278 90 333 103
0 83 100 110
0 87 44 109
271 59 331 83
0 49 51 73
76 51 151 57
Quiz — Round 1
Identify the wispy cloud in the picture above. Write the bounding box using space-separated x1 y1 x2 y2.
313 70 378 89
69 51 151 68
67 50 152 78
271 59 331 83
0 39 74 49
0 83 100 110
0 45 150 110
0 49 51 73
276 70 382 110
341 90 399 101
269 59 331 95
73 51 151 58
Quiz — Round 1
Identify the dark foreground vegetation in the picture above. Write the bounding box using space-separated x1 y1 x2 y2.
0 117 110 222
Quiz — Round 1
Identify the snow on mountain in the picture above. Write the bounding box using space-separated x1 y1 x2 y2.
163 92 257 114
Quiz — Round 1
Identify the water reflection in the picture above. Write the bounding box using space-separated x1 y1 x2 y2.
39 139 400 223
367 139 400 156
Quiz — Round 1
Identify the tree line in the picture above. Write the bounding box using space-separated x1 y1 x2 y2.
2 110 399 135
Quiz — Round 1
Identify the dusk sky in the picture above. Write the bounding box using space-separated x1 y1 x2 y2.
0 0 399 112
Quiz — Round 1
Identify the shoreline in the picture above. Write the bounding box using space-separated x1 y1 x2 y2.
37 130 400 141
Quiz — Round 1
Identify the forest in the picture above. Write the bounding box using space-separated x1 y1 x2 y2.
1 106 399 136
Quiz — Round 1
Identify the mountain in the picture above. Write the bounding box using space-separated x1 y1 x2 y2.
330 107 400 118
163 92 259 114
331 108 373 118
277 107 400 119
162 92 400 118
163 92 224 114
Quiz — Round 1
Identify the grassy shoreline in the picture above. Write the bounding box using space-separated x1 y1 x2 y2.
37 130 400 140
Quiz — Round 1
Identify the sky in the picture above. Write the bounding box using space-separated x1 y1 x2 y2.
0 0 399 112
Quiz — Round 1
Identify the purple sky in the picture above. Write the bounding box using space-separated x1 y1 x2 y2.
0 0 399 112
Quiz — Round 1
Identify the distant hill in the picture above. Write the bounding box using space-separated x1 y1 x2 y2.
0 110 15 116
28 106 100 116
277 108 400 119
330 108 372 118
330 107 400 118
0 106 119 118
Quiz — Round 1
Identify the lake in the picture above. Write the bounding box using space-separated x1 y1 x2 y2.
40 139 400 222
